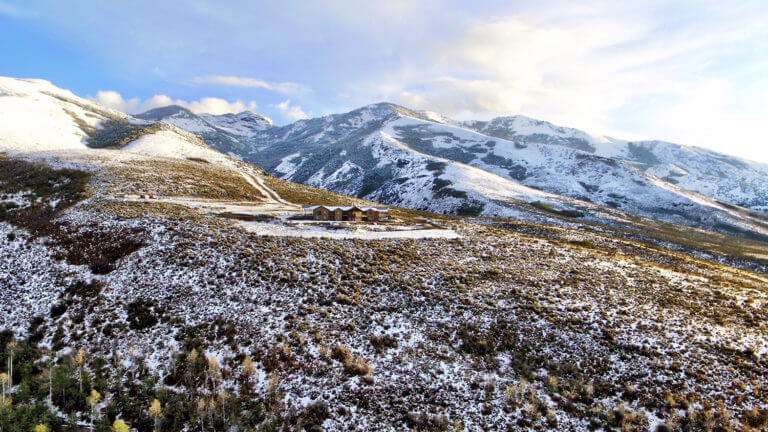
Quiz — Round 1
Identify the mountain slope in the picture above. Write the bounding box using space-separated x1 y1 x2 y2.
0 77 131 152
135 105 273 157
182 102 762 241
463 115 768 211
0 77 295 212
138 101 768 241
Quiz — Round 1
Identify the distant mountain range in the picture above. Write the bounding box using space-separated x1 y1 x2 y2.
460 115 768 211
136 105 273 156
139 102 768 241
4 75 763 241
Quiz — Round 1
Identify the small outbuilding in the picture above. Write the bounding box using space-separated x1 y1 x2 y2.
303 205 389 222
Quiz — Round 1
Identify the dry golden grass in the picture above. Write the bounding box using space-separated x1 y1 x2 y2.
87 200 197 220
99 159 265 201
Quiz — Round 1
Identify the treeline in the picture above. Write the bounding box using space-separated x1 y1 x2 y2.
0 331 287 431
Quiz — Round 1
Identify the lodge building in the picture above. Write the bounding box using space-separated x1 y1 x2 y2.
303 205 390 222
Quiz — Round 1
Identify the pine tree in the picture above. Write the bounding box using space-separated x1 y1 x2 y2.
66 413 78 432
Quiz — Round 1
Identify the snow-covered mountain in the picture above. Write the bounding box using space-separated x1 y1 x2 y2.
0 77 131 152
250 103 597 219
0 76 291 211
135 105 273 157
136 101 768 220
151 102 765 240
462 115 768 212
0 78 250 166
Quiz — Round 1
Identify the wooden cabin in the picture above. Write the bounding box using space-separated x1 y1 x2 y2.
363 208 381 222
345 207 363 221
304 205 389 222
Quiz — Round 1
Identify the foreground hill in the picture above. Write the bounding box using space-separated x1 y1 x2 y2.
1 77 767 431
142 102 768 243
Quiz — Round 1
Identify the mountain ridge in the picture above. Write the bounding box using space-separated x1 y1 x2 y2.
137 100 768 211
137 100 768 241
135 104 274 157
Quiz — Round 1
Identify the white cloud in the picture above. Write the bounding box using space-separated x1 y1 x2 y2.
90 91 258 115
91 90 140 113
192 75 305 94
367 15 660 127
274 99 308 121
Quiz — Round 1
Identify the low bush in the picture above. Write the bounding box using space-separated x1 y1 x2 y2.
369 334 398 353
126 300 159 330
331 345 373 377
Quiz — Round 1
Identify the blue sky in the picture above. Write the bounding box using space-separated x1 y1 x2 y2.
1 0 767 162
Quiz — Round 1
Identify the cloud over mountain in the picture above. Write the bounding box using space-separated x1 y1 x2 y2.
90 90 259 115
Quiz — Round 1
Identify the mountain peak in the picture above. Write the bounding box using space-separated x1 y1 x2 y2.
349 102 454 124
201 110 274 134
136 105 195 121
229 110 275 126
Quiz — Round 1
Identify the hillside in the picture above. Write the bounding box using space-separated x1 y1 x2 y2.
135 105 274 157
1 77 767 431
142 101 768 243
461 115 768 212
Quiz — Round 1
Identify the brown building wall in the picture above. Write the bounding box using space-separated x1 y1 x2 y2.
311 207 387 221
364 210 379 222
313 208 330 220
344 210 362 221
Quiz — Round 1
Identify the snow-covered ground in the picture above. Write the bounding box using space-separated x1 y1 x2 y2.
1 209 765 431
0 77 125 152
237 220 460 240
